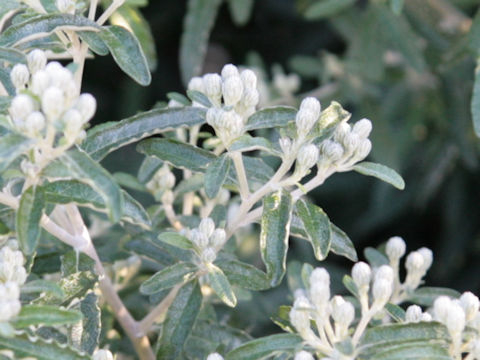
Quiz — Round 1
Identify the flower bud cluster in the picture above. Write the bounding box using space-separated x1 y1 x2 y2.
188 64 259 145
185 218 226 266
146 164 176 203
404 304 432 323
8 50 96 154
0 239 26 322
317 118 372 170
92 349 114 360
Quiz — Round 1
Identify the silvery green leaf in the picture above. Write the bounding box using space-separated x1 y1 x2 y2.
77 31 109 55
186 90 212 107
260 190 293 286
385 303 406 322
245 106 296 131
140 262 197 294
113 172 146 192
342 275 359 298
0 47 26 64
216 257 270 291
225 333 302 360
367 344 451 360
227 0 255 26
16 185 44 255
409 287 461 306
179 0 222 85
97 25 151 85
364 247 389 267
390 0 405 15
138 156 163 183
206 263 237 307
12 305 82 328
304 0 355 20
70 292 100 355
330 224 357 261
21 280 64 300
228 134 276 154
83 107 205 161
0 131 33 173
204 154 231 199
353 162 405 190
0 66 15 96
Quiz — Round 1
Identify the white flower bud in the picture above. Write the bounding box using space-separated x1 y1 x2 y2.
199 218 215 238
405 251 424 273
221 64 239 79
385 236 406 262
375 265 394 284
222 75 244 106
188 77 204 93
241 88 259 108
0 282 21 322
27 49 47 74
161 190 174 205
76 93 96 122
190 229 209 249
201 247 217 263
334 122 351 143
25 111 46 136
294 351 314 360
206 107 222 127
290 296 311 332
372 278 392 304
56 0 76 14
310 268 330 288
279 137 292 157
42 86 65 120
420 312 432 322
417 247 433 271
310 281 330 310
217 189 230 204
10 94 35 124
331 296 354 327
343 132 360 152
352 119 372 139
64 109 83 132
210 229 226 250
296 109 317 136
207 353 224 360
30 70 50 95
92 349 114 360
319 140 344 162
460 292 479 322
240 69 257 89
352 262 371 289
299 97 321 119
203 73 222 101
221 110 244 139
355 139 372 160
405 305 422 323
434 296 452 323
297 144 319 170
445 302 466 334
10 64 30 90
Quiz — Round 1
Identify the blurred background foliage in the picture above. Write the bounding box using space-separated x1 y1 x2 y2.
85 0 480 339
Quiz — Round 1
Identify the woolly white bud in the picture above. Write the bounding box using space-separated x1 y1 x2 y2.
25 111 46 136
10 94 35 123
445 302 466 334
219 110 244 140
210 229 226 250
10 64 30 90
203 73 222 101
343 132 360 152
0 281 21 322
334 122 351 143
290 296 311 331
190 229 209 249
352 119 372 139
56 0 76 14
310 281 330 310
240 69 257 89
319 140 344 162
30 70 50 95
92 349 114 360
42 86 65 120
385 236 406 262
352 262 371 289
201 247 217 263
217 189 230 204
372 278 392 304
188 77 204 93
299 97 321 119
405 305 422 323
310 268 330 288
222 75 244 106
405 251 424 273
417 247 433 271
206 353 224 360
331 296 354 327
434 296 452 323
221 64 239 79
355 139 372 160
296 109 317 136
294 351 314 360
279 137 293 157
297 144 319 170
199 218 215 238
76 93 96 122
420 312 432 322
206 107 222 127
241 88 259 108
27 49 47 74
460 292 479 321
375 265 394 284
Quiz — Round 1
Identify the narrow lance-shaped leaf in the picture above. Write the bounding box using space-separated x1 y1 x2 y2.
140 262 197 295
0 47 26 64
157 232 194 250
227 0 255 26
97 25 151 86
16 186 44 255
206 263 237 307
260 190 293 286
21 280 64 300
0 66 15 96
72 293 100 355
83 107 205 161
225 333 303 360
156 280 203 359
12 305 82 328
205 154 231 199
180 0 222 85
353 161 405 190
245 106 297 131
0 131 33 172
330 224 357 262
471 59 480 137
304 0 356 20
294 199 331 261
216 257 270 291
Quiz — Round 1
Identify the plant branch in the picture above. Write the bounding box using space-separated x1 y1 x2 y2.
97 0 125 26
230 151 250 200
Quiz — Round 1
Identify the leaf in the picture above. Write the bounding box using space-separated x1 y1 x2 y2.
138 156 163 183
43 180 150 228
13 305 83 328
0 131 33 172
21 280 64 300
0 14 99 46
409 287 461 307
390 0 405 15
342 275 359 298
179 0 222 85
353 162 405 190
140 262 197 294
228 0 255 26
364 247 389 267
0 47 26 64
187 89 212 107
472 59 480 137
97 25 151 85
113 171 146 192
311 101 351 143
294 199 331 261
205 154 232 199
77 31 109 55
83 106 205 161
228 134 276 154
16 185 44 255
156 280 203 359
0 66 15 95
157 231 194 250
245 106 297 131
260 190 293 286
216 257 270 291
225 333 302 360
468 10 480 55
271 305 295 333
72 292 100 355
330 224 357 261
206 263 237 307
0 333 89 360
369 343 451 360
304 0 356 20
45 148 124 222
385 303 406 322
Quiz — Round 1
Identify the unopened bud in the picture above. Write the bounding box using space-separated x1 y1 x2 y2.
290 296 311 331
310 281 330 310
299 97 321 119
210 229 226 249
310 268 330 288
42 86 65 120
372 278 392 304
356 139 371 160
206 107 222 127
405 251 424 273
279 137 293 157
161 190 174 205
460 292 479 321
296 109 317 136
405 305 422 323
421 312 432 322
10 64 30 90
190 229 209 249
297 144 319 170
201 247 217 263
30 70 50 95
199 218 215 238
294 351 314 360
434 296 452 323
222 75 244 106
386 236 406 262
206 353 224 360
331 296 354 327
352 119 372 139
242 88 259 108
203 73 222 101
188 77 204 93
445 302 466 334
375 265 394 284
319 140 344 162
417 247 433 271
27 49 47 74
92 349 114 360
10 94 35 123
221 64 239 79
343 132 360 152
334 122 351 143
352 262 371 289
25 111 46 136
240 69 257 89
56 0 76 14
76 93 96 122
